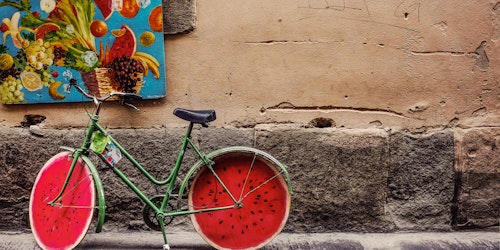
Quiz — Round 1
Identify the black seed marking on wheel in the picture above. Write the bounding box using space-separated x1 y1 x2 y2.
238 169 241 174
250 210 255 215
241 230 244 235
219 220 223 224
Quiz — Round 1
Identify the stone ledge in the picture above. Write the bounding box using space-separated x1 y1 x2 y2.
0 126 497 233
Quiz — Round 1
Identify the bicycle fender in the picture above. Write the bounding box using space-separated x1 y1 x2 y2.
178 146 293 199
60 147 106 233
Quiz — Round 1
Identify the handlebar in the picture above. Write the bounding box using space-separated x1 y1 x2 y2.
69 78 142 110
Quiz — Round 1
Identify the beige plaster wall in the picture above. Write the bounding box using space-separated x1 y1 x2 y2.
1 0 499 130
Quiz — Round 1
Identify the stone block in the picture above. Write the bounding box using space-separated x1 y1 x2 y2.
254 125 393 233
386 130 455 231
163 0 196 34
0 128 84 229
453 128 499 229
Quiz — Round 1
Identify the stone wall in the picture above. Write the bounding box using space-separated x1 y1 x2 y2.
1 125 497 232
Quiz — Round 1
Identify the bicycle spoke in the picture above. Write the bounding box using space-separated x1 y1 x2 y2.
45 173 93 206
52 204 97 209
239 169 284 202
238 153 257 200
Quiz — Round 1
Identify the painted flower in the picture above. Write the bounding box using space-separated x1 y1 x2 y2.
40 0 56 13
65 24 75 34
139 0 151 9
82 51 98 67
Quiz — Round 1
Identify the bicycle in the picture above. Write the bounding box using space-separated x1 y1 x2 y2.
29 79 293 250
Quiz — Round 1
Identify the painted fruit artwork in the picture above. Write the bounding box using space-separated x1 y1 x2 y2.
0 0 166 104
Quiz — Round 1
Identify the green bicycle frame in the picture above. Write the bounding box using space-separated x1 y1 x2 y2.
49 103 293 246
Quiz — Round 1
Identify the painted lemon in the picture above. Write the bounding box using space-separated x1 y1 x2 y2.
139 31 155 47
0 54 14 70
20 71 43 92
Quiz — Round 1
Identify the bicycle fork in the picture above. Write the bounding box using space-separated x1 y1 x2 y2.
47 150 85 206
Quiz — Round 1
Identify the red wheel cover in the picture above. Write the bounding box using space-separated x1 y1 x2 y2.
30 152 95 249
189 154 290 249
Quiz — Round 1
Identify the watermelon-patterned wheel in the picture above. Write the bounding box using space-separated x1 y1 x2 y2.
29 152 95 250
189 150 291 250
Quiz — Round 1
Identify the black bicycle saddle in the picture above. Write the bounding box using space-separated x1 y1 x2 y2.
173 108 216 124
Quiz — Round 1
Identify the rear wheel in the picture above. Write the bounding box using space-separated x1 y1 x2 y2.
188 150 291 249
29 152 95 249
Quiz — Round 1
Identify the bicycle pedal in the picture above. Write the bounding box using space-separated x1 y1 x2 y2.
163 244 170 250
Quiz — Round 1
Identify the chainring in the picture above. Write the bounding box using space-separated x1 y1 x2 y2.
142 195 175 231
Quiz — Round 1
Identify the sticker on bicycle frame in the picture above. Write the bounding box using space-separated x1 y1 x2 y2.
102 140 122 166
0 0 166 104
90 131 107 154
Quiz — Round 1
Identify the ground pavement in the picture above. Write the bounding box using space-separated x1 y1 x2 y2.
0 230 498 249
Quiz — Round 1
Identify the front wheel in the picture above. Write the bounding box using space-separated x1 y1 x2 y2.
29 152 95 250
188 149 291 250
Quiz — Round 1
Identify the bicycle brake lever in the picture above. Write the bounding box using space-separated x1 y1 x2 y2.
123 101 140 111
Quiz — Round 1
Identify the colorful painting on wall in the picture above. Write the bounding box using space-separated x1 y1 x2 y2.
0 0 166 104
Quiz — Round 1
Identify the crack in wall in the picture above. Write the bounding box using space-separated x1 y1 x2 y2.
265 101 409 118
239 39 489 72
408 50 473 56
240 39 323 45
